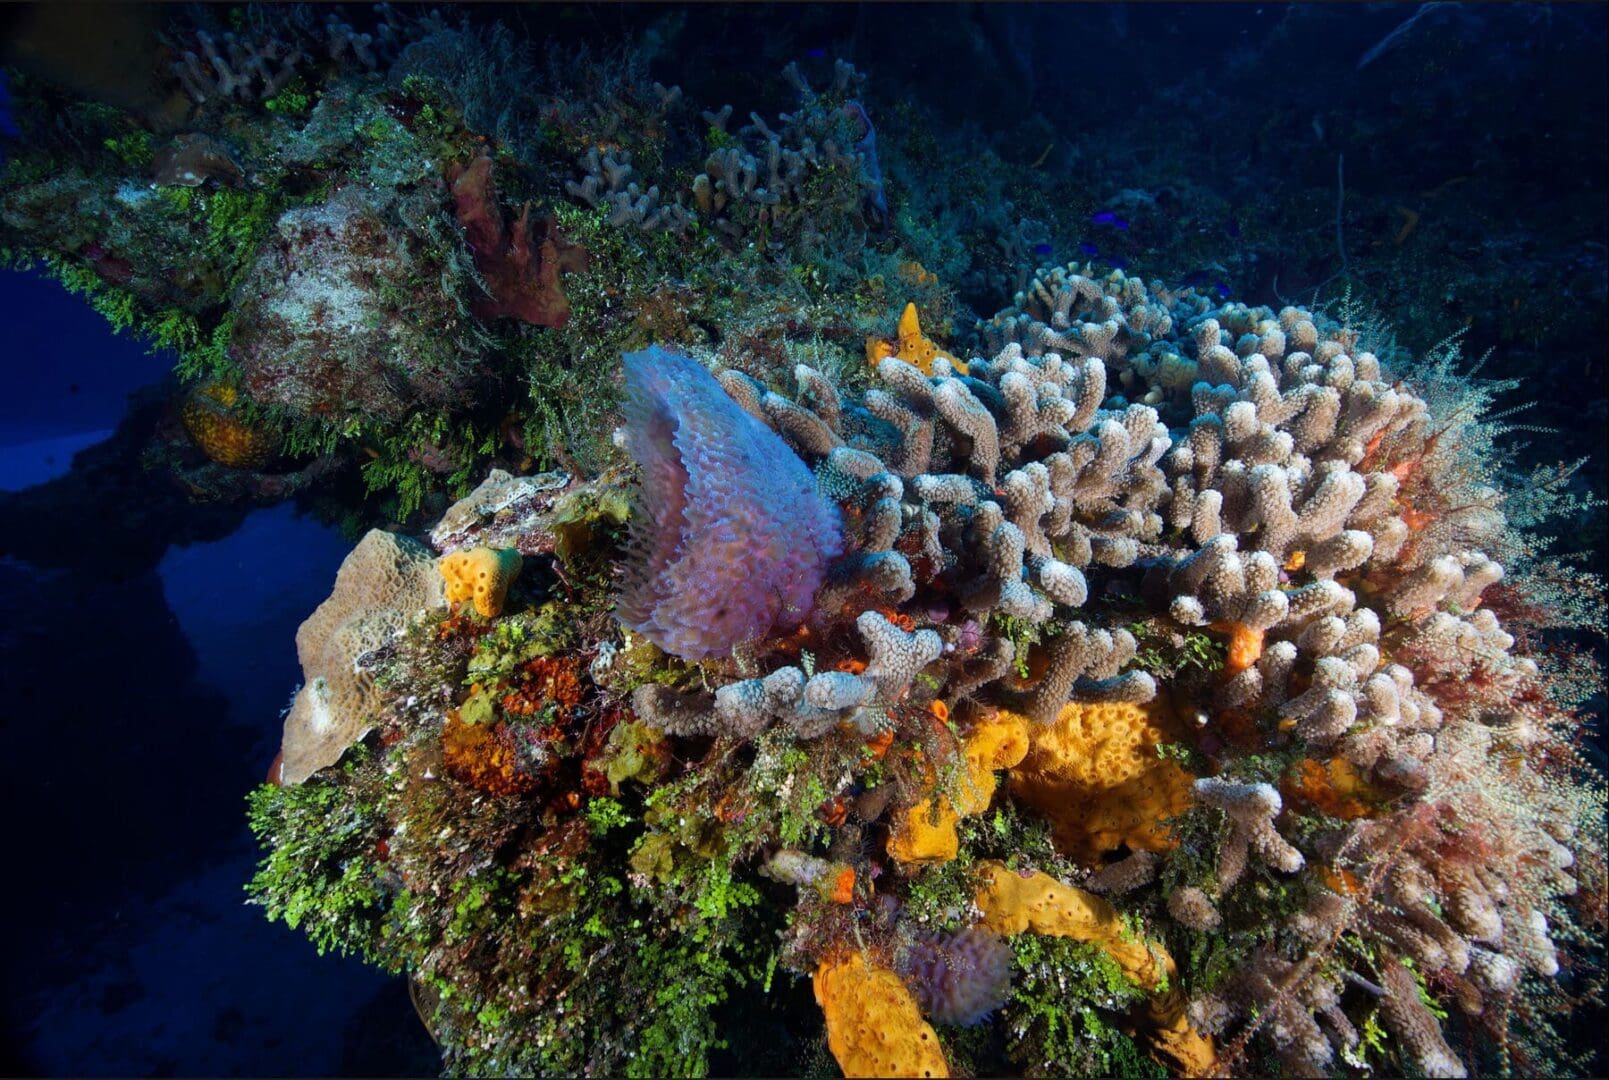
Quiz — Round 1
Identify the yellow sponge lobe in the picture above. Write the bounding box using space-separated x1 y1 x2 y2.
439 547 523 618
867 302 958 377
888 709 1028 865
814 952 949 1078
1009 698 1195 861
973 862 1216 1076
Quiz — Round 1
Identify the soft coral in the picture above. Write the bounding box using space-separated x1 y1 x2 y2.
448 149 587 327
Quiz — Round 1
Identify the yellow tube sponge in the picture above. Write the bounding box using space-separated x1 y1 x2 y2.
439 547 523 618
973 862 1216 1077
813 952 949 1079
887 709 1030 865
1008 697 1196 861
866 302 958 377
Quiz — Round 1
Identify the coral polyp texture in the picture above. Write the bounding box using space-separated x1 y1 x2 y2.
246 254 1604 1077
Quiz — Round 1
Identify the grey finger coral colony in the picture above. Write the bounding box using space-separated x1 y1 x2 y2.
260 260 1604 1079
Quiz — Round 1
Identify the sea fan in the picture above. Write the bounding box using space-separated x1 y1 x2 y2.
616 345 843 660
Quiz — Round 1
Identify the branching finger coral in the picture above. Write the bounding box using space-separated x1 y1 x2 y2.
251 259 1604 1080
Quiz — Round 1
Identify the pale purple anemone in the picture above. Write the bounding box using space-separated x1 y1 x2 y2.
615 346 843 661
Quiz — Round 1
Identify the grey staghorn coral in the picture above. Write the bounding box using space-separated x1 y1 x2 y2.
630 611 938 740
567 60 883 248
1192 776 1306 886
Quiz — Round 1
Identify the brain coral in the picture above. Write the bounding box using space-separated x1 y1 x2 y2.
615 345 843 660
279 529 443 784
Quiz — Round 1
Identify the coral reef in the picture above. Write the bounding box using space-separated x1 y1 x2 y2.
7 7 1591 1075
245 254 1603 1078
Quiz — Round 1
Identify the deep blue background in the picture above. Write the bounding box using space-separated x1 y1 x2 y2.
0 270 431 1074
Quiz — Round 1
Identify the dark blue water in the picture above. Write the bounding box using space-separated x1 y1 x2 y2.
0 268 430 1075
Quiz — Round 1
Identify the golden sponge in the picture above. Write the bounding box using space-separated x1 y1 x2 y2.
814 952 948 1078
439 547 523 618
887 709 1029 866
1008 698 1195 861
180 380 278 469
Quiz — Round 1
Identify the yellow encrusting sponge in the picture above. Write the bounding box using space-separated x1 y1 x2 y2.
439 547 523 618
813 952 949 1078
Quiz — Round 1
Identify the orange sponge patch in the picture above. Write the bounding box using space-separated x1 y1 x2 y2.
1009 698 1195 861
1284 756 1378 820
814 952 949 1078
887 710 1029 866
439 547 523 618
180 380 278 469
867 302 958 377
441 707 537 796
972 861 1217 1076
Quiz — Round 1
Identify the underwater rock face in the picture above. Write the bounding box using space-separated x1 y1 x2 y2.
615 345 843 660
230 186 487 425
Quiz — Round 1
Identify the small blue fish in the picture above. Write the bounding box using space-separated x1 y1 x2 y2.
1110 257 1128 270
1215 282 1231 299
1090 211 1129 231
805 47 827 59
1078 242 1100 257
1032 242 1054 256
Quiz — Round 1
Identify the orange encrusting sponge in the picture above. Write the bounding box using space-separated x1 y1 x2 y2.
972 862 1217 1077
866 302 958 377
813 952 949 1078
180 380 279 469
886 708 1029 865
1008 697 1196 861
439 547 523 618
